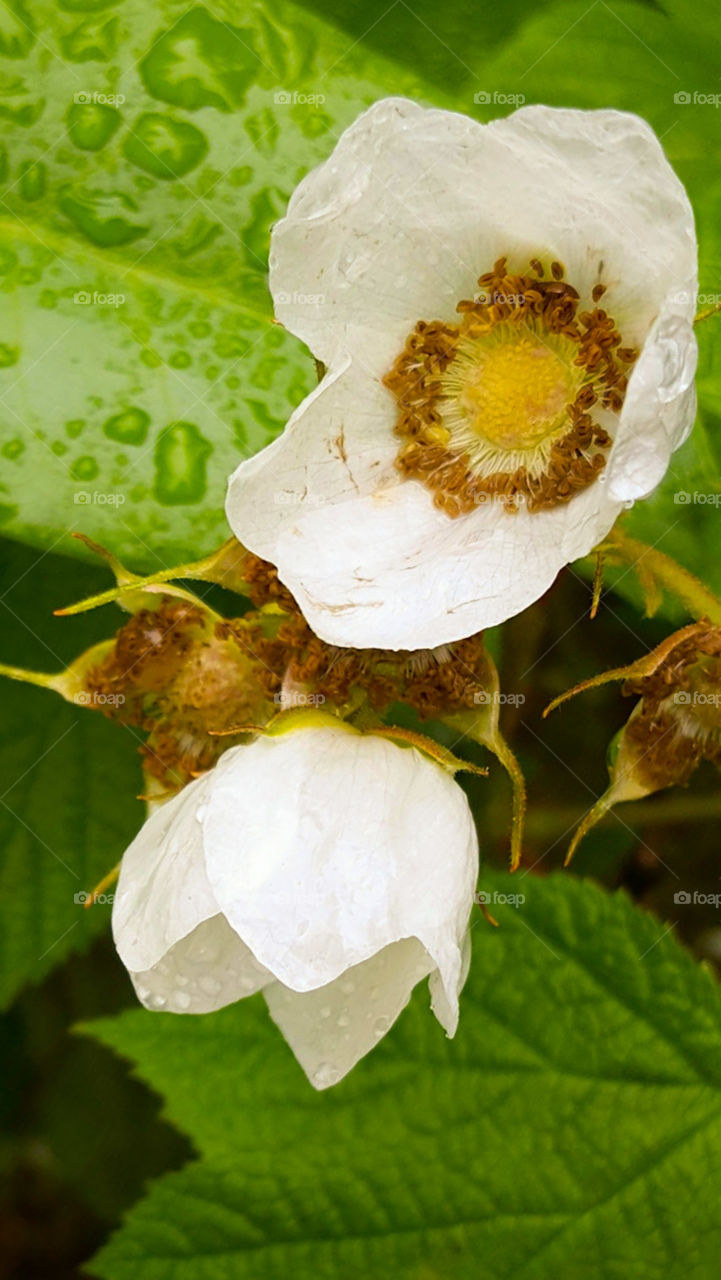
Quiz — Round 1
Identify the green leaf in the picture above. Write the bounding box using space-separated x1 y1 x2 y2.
87 871 721 1279
0 0 444 569
478 0 721 601
0 537 143 1006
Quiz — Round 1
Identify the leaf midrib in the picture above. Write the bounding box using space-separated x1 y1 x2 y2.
0 214 275 326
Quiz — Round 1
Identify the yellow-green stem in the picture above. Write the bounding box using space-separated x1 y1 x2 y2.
605 529 721 625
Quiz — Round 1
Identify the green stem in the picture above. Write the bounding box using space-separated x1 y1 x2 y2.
0 663 62 691
694 302 721 326
605 529 721 625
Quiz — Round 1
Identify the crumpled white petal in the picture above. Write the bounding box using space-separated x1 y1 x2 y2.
112 724 478 1087
112 773 272 1014
226 98 697 650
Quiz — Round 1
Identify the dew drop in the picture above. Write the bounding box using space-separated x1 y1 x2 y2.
174 990 192 1011
154 420 212 506
103 406 150 446
199 975 222 996
373 1015 391 1038
312 1062 341 1088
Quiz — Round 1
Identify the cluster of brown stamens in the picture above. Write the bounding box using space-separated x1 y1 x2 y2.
234 556 492 717
84 601 272 788
75 555 506 790
384 256 639 516
622 626 721 790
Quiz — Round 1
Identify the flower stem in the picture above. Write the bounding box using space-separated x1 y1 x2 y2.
0 663 63 692
694 301 721 326
603 529 721 624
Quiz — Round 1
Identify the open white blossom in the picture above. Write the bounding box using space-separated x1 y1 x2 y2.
226 98 698 650
112 722 478 1089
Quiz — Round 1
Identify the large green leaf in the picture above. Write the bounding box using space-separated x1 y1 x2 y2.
0 0 437 569
87 871 721 1279
0 538 143 1006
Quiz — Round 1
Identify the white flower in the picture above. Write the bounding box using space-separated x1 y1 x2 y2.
226 98 697 650
112 721 478 1089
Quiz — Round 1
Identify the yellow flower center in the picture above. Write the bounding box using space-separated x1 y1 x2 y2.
384 256 638 517
441 327 582 454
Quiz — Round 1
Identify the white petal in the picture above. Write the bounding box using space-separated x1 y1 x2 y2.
264 937 434 1089
127 913 272 1014
261 463 623 649
607 307 698 502
228 100 697 648
112 771 270 1013
270 98 695 367
202 727 477 1017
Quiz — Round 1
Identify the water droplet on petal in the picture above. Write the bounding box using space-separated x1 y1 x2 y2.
174 990 192 1011
199 975 222 996
320 1005 331 1019
373 1015 391 1038
337 1013 349 1028
312 1061 342 1088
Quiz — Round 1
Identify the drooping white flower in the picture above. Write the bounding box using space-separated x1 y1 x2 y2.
112 720 478 1089
226 98 698 650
